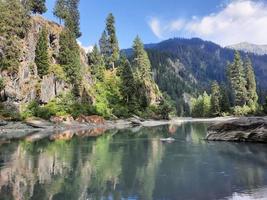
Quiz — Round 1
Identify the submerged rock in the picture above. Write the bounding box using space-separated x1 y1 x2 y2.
25 117 53 128
206 117 267 143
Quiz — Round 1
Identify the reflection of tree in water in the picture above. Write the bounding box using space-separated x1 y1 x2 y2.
0 124 267 200
0 128 165 200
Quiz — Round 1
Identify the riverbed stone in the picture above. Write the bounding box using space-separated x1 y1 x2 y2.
206 117 267 143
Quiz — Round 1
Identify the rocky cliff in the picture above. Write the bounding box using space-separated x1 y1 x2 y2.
0 16 93 113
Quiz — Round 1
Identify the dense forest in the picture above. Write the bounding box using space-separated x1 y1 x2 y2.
133 38 267 116
0 0 266 120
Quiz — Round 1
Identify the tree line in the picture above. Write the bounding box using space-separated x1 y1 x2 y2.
191 51 266 117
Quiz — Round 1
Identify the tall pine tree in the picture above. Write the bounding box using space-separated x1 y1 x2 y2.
244 56 258 107
65 0 81 38
105 13 119 69
228 51 247 106
220 85 231 113
53 0 81 38
53 0 68 24
35 27 49 77
59 29 81 95
87 45 105 81
0 0 29 71
119 55 136 105
132 36 152 80
99 31 109 62
210 81 221 116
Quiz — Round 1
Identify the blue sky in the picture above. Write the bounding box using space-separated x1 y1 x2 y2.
44 0 267 49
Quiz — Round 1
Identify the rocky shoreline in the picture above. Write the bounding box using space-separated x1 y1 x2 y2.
206 117 267 143
0 115 172 142
2 116 267 144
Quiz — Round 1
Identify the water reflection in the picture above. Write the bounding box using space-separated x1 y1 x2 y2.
0 123 267 200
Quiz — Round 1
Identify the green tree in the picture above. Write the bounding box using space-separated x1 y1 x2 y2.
0 0 29 71
227 51 247 106
105 13 119 69
191 92 211 118
99 30 109 63
58 29 81 95
35 27 49 77
88 45 105 81
65 0 81 38
202 91 211 117
27 0 47 14
132 36 152 80
220 85 231 113
119 55 136 105
157 93 176 119
264 97 267 114
210 81 221 116
244 56 258 107
53 0 68 24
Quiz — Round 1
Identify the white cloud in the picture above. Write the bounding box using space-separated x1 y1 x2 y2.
148 17 185 39
77 40 93 53
148 18 163 38
148 0 267 46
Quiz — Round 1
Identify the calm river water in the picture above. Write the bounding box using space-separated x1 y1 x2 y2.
0 122 267 200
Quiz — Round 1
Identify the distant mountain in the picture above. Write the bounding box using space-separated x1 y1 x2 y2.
226 42 267 55
123 38 267 114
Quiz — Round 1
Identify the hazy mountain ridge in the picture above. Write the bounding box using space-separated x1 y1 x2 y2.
227 42 267 56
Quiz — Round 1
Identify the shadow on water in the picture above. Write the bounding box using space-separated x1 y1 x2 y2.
0 122 267 200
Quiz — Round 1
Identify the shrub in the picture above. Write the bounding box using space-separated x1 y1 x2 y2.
48 64 66 81
22 93 96 120
232 105 251 116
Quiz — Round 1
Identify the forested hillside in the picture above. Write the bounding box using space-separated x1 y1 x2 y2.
126 38 267 115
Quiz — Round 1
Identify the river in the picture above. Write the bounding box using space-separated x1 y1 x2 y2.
0 122 267 200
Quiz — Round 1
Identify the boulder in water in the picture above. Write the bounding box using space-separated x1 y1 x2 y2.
206 117 267 143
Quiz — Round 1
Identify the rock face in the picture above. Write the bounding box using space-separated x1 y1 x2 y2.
206 117 267 143
0 16 93 111
40 74 69 103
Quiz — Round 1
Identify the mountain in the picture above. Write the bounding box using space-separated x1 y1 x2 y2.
124 38 267 114
227 42 267 55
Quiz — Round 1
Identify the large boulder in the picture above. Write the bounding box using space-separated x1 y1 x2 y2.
206 117 267 143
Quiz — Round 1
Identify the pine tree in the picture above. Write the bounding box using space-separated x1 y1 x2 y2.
220 85 231 113
27 0 47 14
53 0 68 24
99 30 109 62
105 13 119 69
35 27 49 77
88 45 105 81
59 29 81 95
119 55 136 105
244 56 258 107
210 81 221 116
228 51 247 106
65 0 81 38
132 36 152 80
0 0 29 71
264 97 267 114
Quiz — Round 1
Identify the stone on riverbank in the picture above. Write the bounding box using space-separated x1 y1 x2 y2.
206 117 267 143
